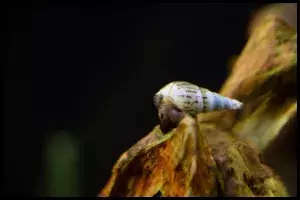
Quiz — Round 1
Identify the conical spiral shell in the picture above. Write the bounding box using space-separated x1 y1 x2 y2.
154 81 243 116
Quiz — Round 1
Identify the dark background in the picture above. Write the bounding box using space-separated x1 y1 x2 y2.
6 2 295 197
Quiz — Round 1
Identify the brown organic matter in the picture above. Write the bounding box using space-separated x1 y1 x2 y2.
98 4 296 197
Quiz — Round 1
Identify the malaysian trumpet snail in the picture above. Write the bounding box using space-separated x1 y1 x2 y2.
153 81 243 117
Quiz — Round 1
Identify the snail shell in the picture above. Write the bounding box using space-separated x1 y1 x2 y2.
153 81 243 116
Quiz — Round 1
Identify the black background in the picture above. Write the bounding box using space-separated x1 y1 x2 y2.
5 2 274 196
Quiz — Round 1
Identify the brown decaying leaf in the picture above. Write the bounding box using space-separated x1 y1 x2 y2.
219 12 297 152
100 100 218 197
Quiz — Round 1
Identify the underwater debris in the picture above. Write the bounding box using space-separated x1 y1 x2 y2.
99 114 218 197
218 9 297 152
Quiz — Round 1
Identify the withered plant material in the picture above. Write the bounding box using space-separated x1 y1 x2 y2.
100 100 218 197
99 4 296 197
218 11 297 152
201 123 289 197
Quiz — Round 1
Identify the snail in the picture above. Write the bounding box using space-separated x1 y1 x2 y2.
153 81 243 117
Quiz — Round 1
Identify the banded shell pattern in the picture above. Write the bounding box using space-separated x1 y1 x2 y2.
154 81 243 116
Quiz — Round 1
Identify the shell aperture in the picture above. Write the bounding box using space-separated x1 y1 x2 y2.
154 81 243 116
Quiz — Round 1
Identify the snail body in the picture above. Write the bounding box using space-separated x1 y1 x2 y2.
154 81 243 116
